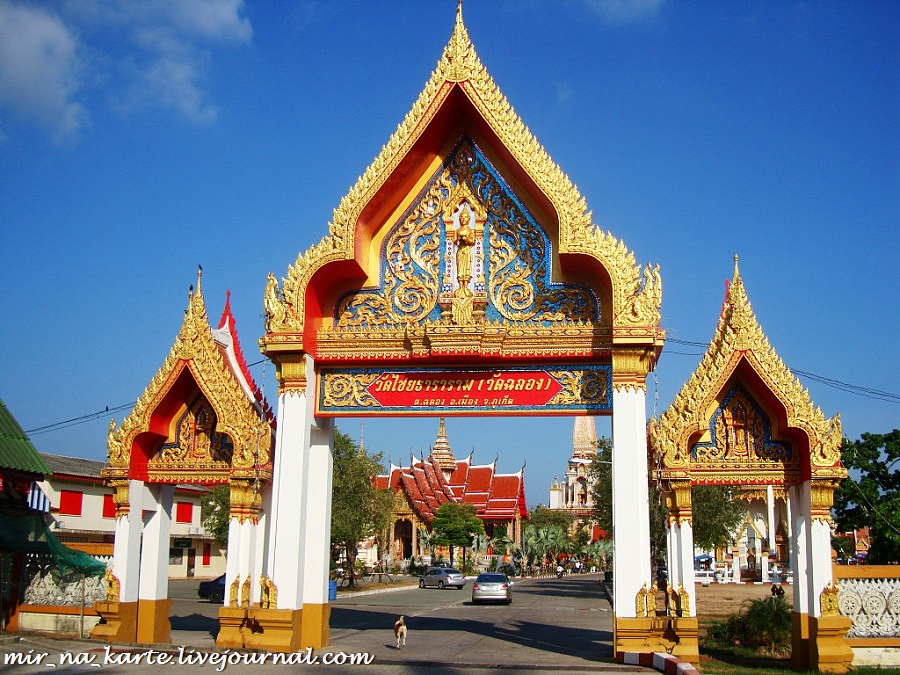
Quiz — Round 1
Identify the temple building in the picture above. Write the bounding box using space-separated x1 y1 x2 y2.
549 417 600 517
374 418 527 563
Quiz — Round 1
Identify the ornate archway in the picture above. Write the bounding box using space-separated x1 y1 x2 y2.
650 257 852 671
256 6 664 654
93 272 273 645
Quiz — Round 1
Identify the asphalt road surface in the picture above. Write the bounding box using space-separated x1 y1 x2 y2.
1 574 649 674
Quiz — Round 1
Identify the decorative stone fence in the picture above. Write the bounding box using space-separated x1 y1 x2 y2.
833 565 900 668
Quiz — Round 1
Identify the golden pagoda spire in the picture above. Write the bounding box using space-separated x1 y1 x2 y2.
430 417 457 472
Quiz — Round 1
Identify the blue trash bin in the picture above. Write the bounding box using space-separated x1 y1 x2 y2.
328 580 337 601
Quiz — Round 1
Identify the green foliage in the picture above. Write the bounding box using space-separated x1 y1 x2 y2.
201 484 231 547
431 501 484 564
588 437 612 535
330 428 394 587
692 485 745 551
528 505 576 531
706 596 792 655
834 430 900 563
831 534 855 560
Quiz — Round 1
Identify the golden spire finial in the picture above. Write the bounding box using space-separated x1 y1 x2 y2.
732 254 740 280
431 417 457 471
445 0 474 82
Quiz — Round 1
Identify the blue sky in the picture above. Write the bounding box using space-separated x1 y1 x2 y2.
1 0 897 508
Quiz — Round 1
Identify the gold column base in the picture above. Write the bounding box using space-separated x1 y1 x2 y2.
613 616 671 654
792 611 811 671
810 615 854 674
91 601 138 643
300 603 331 649
216 606 248 649
136 598 171 644
244 608 303 653
668 617 700 665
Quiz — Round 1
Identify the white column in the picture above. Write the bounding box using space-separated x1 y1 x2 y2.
224 517 242 605
666 522 679 593
112 479 145 603
676 519 696 615
789 484 809 616
264 383 310 609
612 386 651 617
300 416 334 607
138 483 174 601
806 483 834 619
755 534 765 582
239 520 259 604
730 551 740 583
766 485 776 557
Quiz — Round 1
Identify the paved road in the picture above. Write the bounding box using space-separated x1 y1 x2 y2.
1 574 649 674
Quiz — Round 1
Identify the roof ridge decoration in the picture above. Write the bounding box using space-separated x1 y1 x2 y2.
264 5 661 343
106 269 273 484
649 256 844 481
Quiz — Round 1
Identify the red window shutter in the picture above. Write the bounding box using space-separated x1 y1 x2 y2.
203 543 211 566
175 501 193 524
58 490 83 516
102 493 116 518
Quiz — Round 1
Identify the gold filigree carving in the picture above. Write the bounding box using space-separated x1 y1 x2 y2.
547 369 609 407
260 575 278 610
107 479 130 518
810 478 841 524
678 584 691 618
229 479 262 524
618 264 662 328
650 256 845 484
635 583 649 618
820 582 840 617
229 577 240 608
241 576 251 608
264 273 290 333
104 568 120 602
321 372 381 409
275 353 308 395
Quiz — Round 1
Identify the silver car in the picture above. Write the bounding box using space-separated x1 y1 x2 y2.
419 567 465 589
471 572 512 604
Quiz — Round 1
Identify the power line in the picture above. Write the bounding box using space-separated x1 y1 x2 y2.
22 342 899 436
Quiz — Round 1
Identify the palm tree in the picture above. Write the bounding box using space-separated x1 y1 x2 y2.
418 528 436 562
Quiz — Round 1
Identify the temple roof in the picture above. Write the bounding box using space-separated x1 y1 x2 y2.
650 256 844 482
263 4 662 355
105 269 274 484
376 453 527 525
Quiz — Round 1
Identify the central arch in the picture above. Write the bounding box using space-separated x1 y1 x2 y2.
255 7 664 655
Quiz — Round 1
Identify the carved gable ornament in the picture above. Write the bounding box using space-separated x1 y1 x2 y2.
104 271 273 486
261 6 663 365
650 257 845 486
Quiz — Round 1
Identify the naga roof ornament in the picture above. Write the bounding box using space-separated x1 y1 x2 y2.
649 256 844 483
105 268 273 485
263 4 662 353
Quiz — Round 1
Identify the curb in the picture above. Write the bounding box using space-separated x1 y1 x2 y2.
617 651 700 675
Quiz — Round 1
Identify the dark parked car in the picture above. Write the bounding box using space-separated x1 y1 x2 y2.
198 574 226 603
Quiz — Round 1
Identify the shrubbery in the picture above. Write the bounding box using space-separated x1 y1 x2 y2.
706 596 792 655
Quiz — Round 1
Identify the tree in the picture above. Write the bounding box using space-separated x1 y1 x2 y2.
431 502 484 567
201 484 230 547
691 485 745 551
834 430 900 564
330 428 394 587
529 505 576 531
588 437 613 536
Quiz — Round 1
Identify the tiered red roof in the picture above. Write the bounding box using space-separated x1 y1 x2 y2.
376 454 528 526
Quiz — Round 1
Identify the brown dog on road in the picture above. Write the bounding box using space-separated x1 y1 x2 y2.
394 615 407 649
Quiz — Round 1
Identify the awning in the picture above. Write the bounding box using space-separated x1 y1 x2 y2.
0 511 106 579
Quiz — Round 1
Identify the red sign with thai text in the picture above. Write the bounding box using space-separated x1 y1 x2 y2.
365 371 563 409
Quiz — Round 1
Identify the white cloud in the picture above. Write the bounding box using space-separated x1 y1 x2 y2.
583 0 665 24
0 1 88 144
0 0 251 143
